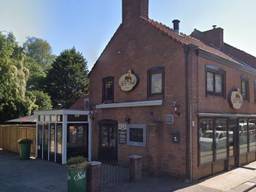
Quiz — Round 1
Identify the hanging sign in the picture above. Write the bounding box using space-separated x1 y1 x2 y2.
230 89 243 110
118 123 127 144
119 70 138 92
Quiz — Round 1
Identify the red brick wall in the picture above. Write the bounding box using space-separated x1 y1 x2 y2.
89 18 188 177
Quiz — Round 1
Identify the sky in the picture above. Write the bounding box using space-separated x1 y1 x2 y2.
0 0 256 70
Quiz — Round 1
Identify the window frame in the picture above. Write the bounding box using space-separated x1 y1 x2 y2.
241 78 249 101
205 67 226 97
102 76 114 103
148 67 165 97
127 124 146 147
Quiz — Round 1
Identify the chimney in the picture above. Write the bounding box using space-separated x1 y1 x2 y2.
172 19 180 33
191 26 224 49
122 0 149 23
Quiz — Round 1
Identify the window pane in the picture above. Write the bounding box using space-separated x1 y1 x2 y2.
241 80 247 99
207 72 214 92
151 73 162 94
249 119 256 152
103 78 114 101
199 119 213 164
129 128 143 143
215 74 223 94
215 119 227 160
239 119 248 154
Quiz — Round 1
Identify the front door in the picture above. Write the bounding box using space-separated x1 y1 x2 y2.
99 120 118 162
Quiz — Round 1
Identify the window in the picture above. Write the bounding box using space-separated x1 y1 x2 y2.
239 119 248 154
102 77 114 103
241 78 249 101
215 119 227 160
249 119 256 152
127 124 146 146
206 67 225 96
148 67 164 96
199 119 214 164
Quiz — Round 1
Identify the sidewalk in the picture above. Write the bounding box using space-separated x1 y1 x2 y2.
103 161 256 192
178 161 256 192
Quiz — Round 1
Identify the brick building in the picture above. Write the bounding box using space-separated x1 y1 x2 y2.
88 0 256 180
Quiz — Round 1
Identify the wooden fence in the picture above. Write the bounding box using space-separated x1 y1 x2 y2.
0 124 36 155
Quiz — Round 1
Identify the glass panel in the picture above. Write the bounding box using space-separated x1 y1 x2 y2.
151 73 162 94
215 119 227 160
249 119 256 152
129 128 143 143
51 115 57 122
50 123 55 161
37 124 43 159
57 115 63 122
207 72 214 92
228 119 236 157
199 119 213 164
239 119 248 154
215 74 222 93
43 124 49 160
67 124 88 159
67 115 88 122
56 124 62 163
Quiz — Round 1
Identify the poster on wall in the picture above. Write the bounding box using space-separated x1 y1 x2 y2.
118 123 127 144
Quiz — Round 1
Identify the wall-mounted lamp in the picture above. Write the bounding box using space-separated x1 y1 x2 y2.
125 117 131 124
171 101 181 116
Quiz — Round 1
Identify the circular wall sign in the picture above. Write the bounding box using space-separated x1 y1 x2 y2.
230 90 243 110
119 70 138 92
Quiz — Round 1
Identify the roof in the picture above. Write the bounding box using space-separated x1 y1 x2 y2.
141 17 240 65
70 97 87 110
6 115 37 123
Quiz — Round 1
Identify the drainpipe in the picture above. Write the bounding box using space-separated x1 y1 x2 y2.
184 44 198 181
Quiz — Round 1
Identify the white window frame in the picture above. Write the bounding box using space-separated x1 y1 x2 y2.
127 124 146 147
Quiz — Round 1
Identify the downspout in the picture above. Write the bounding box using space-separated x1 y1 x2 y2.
184 45 191 181
184 44 198 181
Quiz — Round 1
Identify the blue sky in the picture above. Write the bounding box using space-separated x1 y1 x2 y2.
0 0 256 69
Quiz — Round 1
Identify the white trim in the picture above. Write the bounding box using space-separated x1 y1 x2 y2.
34 110 90 116
96 100 163 109
62 115 67 164
127 124 146 147
198 112 256 118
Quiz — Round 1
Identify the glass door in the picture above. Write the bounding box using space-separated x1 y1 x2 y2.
99 121 118 162
67 124 88 159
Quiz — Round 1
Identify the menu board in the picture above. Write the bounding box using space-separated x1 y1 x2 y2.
118 123 127 144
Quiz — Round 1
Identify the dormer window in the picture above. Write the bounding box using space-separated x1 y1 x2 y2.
102 77 114 103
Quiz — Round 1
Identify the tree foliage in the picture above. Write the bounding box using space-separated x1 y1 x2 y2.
23 37 55 90
45 48 88 109
0 33 53 122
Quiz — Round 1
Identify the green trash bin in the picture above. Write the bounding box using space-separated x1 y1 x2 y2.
17 138 32 160
67 156 88 192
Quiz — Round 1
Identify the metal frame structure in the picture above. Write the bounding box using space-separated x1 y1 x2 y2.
34 110 92 164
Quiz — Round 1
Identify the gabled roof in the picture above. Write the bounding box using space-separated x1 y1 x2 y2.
141 17 240 65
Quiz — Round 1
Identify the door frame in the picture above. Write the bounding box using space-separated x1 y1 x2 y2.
98 119 118 162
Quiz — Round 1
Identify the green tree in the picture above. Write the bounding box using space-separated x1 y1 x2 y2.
27 90 52 111
0 32 31 121
23 37 55 90
45 48 88 108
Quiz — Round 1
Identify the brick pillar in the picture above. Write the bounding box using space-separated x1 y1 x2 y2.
129 154 143 182
87 161 101 192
